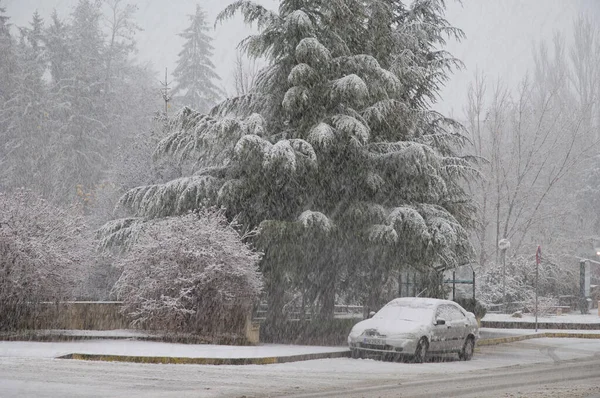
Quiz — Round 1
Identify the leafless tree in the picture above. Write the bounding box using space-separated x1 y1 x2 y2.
102 0 141 92
466 19 600 269
232 50 259 96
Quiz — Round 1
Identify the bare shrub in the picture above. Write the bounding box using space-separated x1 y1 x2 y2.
0 189 91 330
112 210 262 333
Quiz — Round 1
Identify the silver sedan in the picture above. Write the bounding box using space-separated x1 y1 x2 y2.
348 297 479 362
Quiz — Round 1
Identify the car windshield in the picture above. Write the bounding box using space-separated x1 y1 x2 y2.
373 304 434 323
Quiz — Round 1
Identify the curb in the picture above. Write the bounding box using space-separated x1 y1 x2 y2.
57 350 351 365
539 332 600 339
481 321 600 330
477 332 600 347
477 334 539 346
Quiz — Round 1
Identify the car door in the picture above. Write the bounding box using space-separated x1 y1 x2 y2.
446 305 469 351
431 304 453 352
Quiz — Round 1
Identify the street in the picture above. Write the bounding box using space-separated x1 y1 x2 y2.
293 353 600 398
1 338 600 397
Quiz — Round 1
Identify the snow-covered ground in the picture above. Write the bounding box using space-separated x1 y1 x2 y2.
2 338 600 397
3 330 598 362
2 323 599 363
482 311 600 324
0 340 347 359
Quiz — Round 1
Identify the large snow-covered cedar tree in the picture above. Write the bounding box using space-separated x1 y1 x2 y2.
101 0 476 329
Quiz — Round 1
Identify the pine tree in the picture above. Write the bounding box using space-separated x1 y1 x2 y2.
172 4 223 113
47 0 107 203
0 9 54 196
44 10 69 84
102 0 476 327
0 0 9 36
0 0 13 102
70 0 104 80
27 10 44 57
0 1 15 193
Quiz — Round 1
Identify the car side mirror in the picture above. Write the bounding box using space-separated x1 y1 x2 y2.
369 311 376 318
435 318 446 326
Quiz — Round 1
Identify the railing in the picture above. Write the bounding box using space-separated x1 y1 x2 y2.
253 303 364 322
486 300 575 316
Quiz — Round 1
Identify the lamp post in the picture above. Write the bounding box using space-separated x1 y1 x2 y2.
579 259 588 314
498 239 511 313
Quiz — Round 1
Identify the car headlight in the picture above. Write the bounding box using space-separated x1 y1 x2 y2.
348 328 361 338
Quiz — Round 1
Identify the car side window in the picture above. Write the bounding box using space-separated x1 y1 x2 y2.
436 305 465 321
435 305 454 321
448 305 466 321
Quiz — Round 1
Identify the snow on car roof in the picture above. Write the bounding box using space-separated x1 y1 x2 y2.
384 297 456 309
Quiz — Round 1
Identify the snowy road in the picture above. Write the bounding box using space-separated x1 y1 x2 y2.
1 338 600 397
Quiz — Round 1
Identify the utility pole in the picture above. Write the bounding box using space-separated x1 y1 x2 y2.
160 67 172 117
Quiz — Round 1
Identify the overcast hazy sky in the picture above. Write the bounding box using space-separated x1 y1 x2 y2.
4 0 600 117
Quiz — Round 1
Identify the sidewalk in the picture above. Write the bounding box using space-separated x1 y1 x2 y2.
481 311 600 330
0 337 349 365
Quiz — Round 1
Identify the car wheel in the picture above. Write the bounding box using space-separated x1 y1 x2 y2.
413 338 428 363
351 349 363 359
459 337 474 361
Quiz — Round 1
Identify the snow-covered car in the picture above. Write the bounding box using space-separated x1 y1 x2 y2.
348 297 479 363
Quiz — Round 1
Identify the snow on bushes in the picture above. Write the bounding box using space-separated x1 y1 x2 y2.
112 210 263 333
0 189 91 330
476 255 576 314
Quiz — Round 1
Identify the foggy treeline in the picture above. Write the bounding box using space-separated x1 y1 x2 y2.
466 18 600 306
0 0 162 211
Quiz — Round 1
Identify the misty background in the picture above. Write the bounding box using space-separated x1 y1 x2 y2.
5 0 599 114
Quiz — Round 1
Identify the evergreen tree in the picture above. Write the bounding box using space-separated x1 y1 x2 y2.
102 0 475 327
0 0 13 102
0 0 9 37
17 11 46 89
0 9 54 196
44 10 69 84
0 1 15 193
0 0 158 217
172 4 223 113
46 0 107 202
26 10 44 57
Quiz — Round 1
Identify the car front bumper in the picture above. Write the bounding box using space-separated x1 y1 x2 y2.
348 336 418 354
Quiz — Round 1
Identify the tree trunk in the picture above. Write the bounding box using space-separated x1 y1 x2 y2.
264 270 285 341
319 269 336 321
